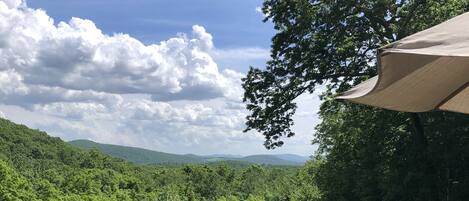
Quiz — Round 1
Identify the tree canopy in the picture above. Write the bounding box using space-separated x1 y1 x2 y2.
243 0 469 200
0 118 320 201
242 0 469 148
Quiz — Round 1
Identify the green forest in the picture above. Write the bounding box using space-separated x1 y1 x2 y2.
0 118 320 200
2 0 469 201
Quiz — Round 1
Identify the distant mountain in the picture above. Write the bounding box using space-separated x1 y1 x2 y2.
236 155 304 166
203 154 243 158
69 139 308 166
69 139 204 165
275 154 310 163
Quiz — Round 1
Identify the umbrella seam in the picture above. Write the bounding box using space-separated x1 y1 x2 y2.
435 81 469 110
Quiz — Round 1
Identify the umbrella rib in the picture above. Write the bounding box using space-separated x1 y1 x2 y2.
434 81 469 110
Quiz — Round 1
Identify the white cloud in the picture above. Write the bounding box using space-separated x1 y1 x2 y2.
255 6 263 15
0 0 319 155
255 6 270 18
211 47 270 61
32 102 109 120
0 0 247 133
0 69 122 107
1 0 22 9
210 47 270 72
0 2 238 101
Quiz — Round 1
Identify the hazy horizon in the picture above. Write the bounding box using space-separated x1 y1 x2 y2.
68 138 311 157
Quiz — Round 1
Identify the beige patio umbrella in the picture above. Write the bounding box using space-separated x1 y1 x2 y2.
337 12 469 115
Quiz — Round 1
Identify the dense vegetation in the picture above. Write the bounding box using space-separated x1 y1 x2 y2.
244 0 469 200
3 1 469 201
0 118 319 200
69 140 306 166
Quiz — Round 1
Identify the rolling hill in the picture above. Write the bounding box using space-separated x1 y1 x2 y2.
69 139 204 165
69 139 308 166
0 117 312 200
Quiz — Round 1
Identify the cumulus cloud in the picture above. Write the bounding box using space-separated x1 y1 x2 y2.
1 0 22 8
0 69 122 107
32 98 246 130
0 1 239 102
0 0 319 155
32 102 109 120
0 0 247 138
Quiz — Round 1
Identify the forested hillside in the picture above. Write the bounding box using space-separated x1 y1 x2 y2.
0 118 320 200
69 140 306 166
69 140 205 165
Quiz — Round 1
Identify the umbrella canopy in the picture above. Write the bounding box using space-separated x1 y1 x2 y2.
337 12 469 115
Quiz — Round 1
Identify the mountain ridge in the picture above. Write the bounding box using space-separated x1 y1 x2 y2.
69 139 308 166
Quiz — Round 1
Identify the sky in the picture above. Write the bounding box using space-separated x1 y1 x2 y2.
0 0 321 156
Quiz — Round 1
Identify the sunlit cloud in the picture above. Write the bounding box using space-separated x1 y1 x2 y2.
0 0 319 155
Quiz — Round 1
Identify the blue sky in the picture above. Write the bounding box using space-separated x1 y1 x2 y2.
28 0 275 72
28 0 275 48
0 0 319 156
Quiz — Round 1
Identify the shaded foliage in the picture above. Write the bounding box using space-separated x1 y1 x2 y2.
243 0 469 200
315 100 469 201
243 0 469 148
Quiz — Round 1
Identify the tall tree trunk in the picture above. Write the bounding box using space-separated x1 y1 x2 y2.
410 113 427 148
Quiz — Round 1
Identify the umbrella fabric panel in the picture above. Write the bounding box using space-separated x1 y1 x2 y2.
439 84 469 114
338 56 469 113
382 12 469 57
338 53 438 100
337 12 469 114
337 76 378 99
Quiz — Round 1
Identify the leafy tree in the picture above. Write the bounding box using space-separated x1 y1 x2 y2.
236 165 268 198
242 0 469 148
183 165 229 199
34 179 61 200
245 195 266 201
291 161 321 201
0 160 38 201
154 185 190 201
243 0 469 200
217 195 240 201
